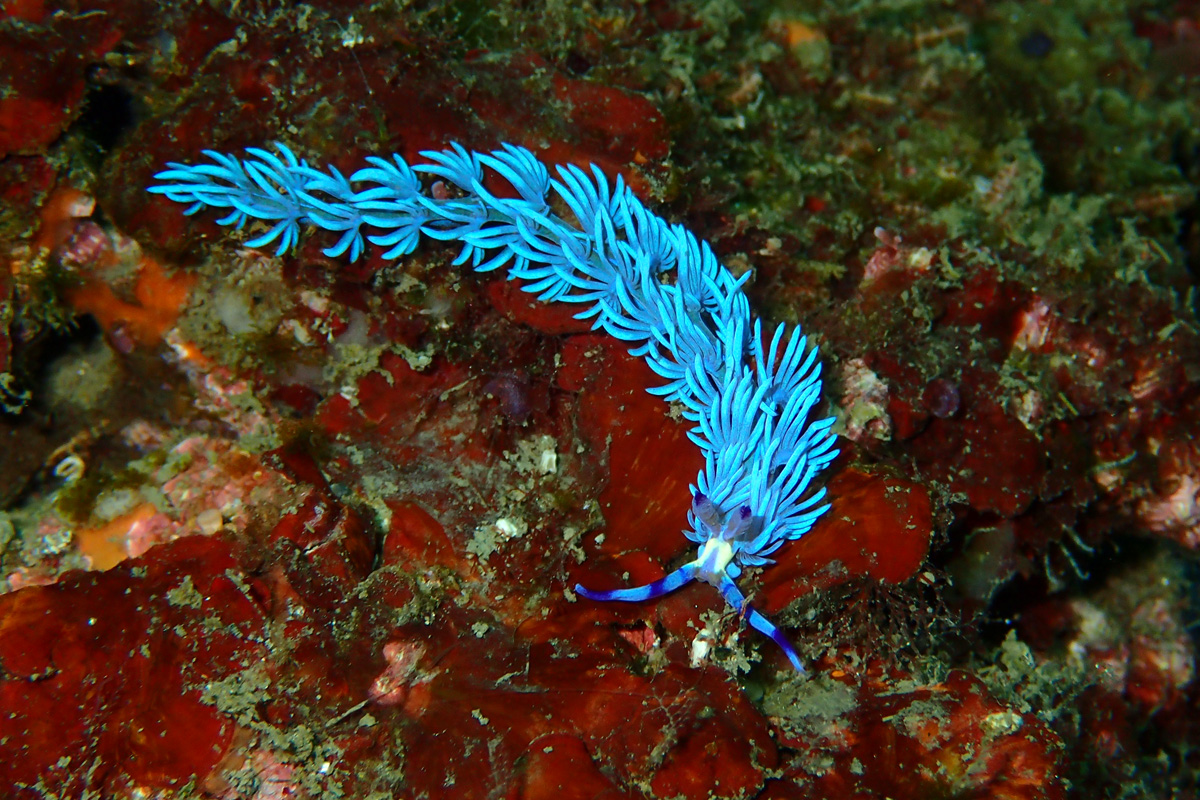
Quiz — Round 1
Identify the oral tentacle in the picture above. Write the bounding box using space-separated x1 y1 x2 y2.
574 562 699 603
717 575 805 673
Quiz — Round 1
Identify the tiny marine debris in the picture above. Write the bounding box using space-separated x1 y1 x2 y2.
149 143 838 671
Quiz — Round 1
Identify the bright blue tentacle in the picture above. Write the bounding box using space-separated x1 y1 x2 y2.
576 563 698 603
717 575 805 674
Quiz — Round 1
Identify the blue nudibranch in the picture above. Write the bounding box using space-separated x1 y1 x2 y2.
149 142 838 672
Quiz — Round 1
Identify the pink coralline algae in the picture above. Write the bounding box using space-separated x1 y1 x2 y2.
367 641 435 710
1137 439 1200 548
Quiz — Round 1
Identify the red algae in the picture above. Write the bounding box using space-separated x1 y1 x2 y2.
793 671 1065 799
2 0 1199 796
520 733 634 800
0 536 263 796
910 397 1044 517
570 337 705 563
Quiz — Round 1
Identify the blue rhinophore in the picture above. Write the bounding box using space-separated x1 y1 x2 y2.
149 142 839 672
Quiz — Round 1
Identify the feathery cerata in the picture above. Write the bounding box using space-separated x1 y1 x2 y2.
149 143 838 672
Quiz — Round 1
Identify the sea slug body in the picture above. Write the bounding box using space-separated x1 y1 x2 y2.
149 143 838 672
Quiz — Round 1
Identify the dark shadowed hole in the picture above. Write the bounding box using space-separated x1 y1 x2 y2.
78 81 137 152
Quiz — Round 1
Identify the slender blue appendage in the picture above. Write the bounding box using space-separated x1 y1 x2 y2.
575 564 698 603
718 576 806 674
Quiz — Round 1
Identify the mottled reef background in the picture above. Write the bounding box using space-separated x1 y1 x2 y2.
1 1 1199 798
